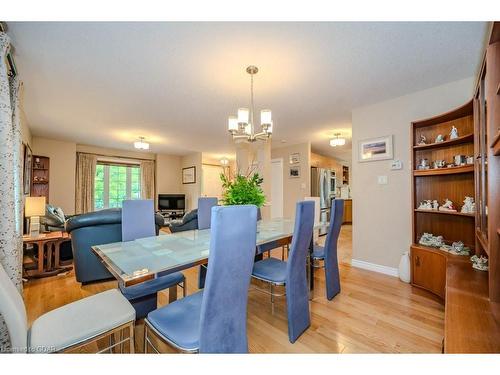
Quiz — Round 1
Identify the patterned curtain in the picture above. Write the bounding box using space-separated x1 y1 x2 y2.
75 153 97 214
140 160 155 200
0 32 24 353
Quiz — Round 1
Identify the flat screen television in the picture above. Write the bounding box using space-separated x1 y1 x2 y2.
158 194 185 211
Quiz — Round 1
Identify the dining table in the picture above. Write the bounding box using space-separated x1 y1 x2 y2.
91 218 328 291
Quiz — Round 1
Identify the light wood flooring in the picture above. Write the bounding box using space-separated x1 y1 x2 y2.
23 225 445 353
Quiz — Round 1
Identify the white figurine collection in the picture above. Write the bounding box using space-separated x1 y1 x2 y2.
417 125 460 146
417 197 474 213
418 233 471 256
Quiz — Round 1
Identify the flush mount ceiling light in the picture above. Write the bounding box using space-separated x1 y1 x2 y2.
330 133 346 147
134 136 150 150
228 65 273 143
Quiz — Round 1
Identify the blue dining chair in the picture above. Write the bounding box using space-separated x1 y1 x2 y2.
251 200 314 343
144 205 258 353
197 197 218 289
311 199 344 300
119 199 186 319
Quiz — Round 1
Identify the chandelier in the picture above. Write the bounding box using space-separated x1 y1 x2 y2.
330 133 346 147
134 136 150 150
228 66 273 142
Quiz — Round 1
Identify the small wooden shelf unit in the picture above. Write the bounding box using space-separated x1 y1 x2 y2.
31 155 50 202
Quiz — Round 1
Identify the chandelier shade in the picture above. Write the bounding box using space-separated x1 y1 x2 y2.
228 66 273 143
329 133 346 147
134 136 150 150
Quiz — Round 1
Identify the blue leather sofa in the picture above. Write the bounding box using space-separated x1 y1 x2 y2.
65 208 164 284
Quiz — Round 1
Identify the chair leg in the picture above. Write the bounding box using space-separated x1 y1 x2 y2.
270 283 275 315
120 329 124 353
281 246 285 260
307 257 312 301
143 323 148 354
182 280 187 297
109 333 115 353
129 322 135 354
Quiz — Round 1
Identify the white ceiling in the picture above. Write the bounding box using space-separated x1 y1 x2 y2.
8 22 487 162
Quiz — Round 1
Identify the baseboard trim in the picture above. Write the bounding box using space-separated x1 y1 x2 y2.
350 259 399 278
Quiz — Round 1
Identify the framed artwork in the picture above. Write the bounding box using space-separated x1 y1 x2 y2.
289 152 300 165
358 135 393 162
23 143 32 195
182 166 196 184
289 166 300 178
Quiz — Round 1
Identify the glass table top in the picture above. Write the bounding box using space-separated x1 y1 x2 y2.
92 218 327 286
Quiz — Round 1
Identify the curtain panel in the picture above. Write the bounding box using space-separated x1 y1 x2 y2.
0 32 23 353
140 160 155 200
75 153 97 214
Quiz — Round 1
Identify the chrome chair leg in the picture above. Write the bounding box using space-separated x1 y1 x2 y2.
143 323 148 353
129 322 135 353
270 283 275 315
109 332 115 353
120 329 124 353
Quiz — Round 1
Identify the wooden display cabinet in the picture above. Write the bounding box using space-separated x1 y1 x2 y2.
410 101 475 298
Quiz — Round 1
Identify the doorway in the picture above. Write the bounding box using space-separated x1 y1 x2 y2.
271 158 283 218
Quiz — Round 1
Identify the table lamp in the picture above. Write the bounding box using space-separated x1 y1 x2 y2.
25 196 46 237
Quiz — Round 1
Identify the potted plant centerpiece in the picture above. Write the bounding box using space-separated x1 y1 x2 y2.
220 170 266 217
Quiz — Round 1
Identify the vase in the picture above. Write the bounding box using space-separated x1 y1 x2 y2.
398 251 410 283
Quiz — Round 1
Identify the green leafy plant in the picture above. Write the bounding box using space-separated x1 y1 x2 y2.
220 172 266 207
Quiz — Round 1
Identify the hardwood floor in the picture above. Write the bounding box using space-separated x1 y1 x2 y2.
22 224 445 353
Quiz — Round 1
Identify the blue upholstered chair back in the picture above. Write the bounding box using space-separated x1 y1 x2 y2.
122 200 156 241
323 199 344 300
197 197 218 230
285 200 315 343
199 205 258 353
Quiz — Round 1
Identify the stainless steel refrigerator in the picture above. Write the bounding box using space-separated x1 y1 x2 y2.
311 167 336 235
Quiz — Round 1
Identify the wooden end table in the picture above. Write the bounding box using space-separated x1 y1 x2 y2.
23 231 73 279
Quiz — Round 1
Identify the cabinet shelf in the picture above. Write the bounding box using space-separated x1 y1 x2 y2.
413 165 474 176
414 209 475 218
413 133 474 150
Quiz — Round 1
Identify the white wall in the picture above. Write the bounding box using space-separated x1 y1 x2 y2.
351 77 474 269
32 137 77 214
271 142 311 219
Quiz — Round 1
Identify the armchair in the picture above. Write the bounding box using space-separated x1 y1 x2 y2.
168 209 198 233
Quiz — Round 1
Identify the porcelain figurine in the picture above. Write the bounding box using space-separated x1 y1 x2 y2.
433 160 446 169
435 134 445 143
438 198 457 212
441 241 470 256
432 200 439 210
418 200 433 210
461 196 476 214
417 134 427 145
471 255 488 271
450 126 459 139
419 232 444 248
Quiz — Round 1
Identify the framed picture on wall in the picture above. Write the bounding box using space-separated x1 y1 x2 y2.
289 166 300 178
289 152 300 165
358 135 393 162
182 166 196 184
23 143 32 195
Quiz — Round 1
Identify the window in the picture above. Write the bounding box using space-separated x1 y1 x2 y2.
94 163 141 210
